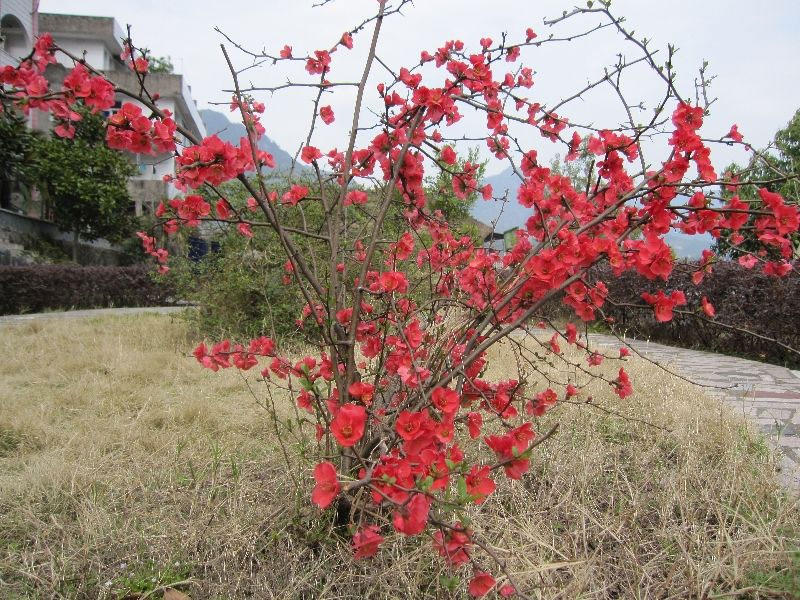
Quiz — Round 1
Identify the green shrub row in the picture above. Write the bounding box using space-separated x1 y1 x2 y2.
0 264 174 315
593 261 800 368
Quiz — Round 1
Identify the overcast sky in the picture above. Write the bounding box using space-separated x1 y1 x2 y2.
39 1 800 176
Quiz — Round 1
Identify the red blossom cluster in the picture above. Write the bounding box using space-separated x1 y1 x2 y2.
0 34 116 138
135 232 169 274
171 134 274 189
106 101 177 154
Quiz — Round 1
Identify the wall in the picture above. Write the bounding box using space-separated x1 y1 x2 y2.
127 179 167 216
0 208 126 265
52 37 109 70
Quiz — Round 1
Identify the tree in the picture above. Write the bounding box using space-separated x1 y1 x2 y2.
165 176 313 340
714 109 800 260
426 147 486 221
143 52 174 74
549 145 593 197
3 7 799 596
31 107 137 261
0 110 37 211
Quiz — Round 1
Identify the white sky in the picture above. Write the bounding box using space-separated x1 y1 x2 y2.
39 1 800 176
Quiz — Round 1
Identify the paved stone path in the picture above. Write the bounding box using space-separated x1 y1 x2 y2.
0 305 187 324
588 334 800 490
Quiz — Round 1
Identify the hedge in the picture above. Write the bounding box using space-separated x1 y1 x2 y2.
592 261 800 369
0 264 175 315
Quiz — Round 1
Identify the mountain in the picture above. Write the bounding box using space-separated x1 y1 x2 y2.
471 167 711 259
663 230 712 259
472 168 534 234
199 109 296 171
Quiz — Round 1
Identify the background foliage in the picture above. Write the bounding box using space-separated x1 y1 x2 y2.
715 108 800 259
592 261 800 368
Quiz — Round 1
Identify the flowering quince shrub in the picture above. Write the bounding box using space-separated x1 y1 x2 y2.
3 1 799 596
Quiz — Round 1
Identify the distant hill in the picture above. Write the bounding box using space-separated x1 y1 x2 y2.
471 167 711 258
199 109 296 171
471 168 533 234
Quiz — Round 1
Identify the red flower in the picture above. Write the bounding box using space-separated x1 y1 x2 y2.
379 271 409 293
587 353 604 366
467 412 483 439
279 45 292 59
215 199 231 220
395 410 427 441
465 465 496 504
336 307 352 325
526 388 557 417
431 387 459 416
331 403 366 447
613 367 633 399
344 190 368 206
352 525 383 559
440 145 457 165
348 381 375 405
764 261 793 277
565 322 578 344
509 422 534 451
726 124 743 142
311 461 340 509
485 434 530 479
391 232 414 260
305 49 331 75
701 296 715 318
320 105 335 124
392 493 431 536
468 572 496 597
296 390 313 413
282 184 309 205
301 145 323 163
641 290 686 322
548 333 561 354
133 57 149 74
340 32 354 49
432 524 472 566
738 254 758 269
672 101 704 131
500 584 516 597
435 420 454 444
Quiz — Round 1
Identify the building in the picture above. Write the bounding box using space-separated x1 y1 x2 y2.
483 226 518 254
0 4 206 263
38 12 206 215
0 0 35 69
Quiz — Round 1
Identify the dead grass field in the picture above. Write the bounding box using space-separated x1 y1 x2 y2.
0 315 798 599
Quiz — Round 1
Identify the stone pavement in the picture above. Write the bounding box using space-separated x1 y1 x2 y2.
588 334 800 490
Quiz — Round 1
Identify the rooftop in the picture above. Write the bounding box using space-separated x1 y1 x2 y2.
38 13 125 57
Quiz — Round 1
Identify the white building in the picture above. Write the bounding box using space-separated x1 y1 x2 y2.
0 0 35 68
0 6 206 218
38 12 207 215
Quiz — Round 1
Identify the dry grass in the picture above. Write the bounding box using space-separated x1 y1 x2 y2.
0 315 797 599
